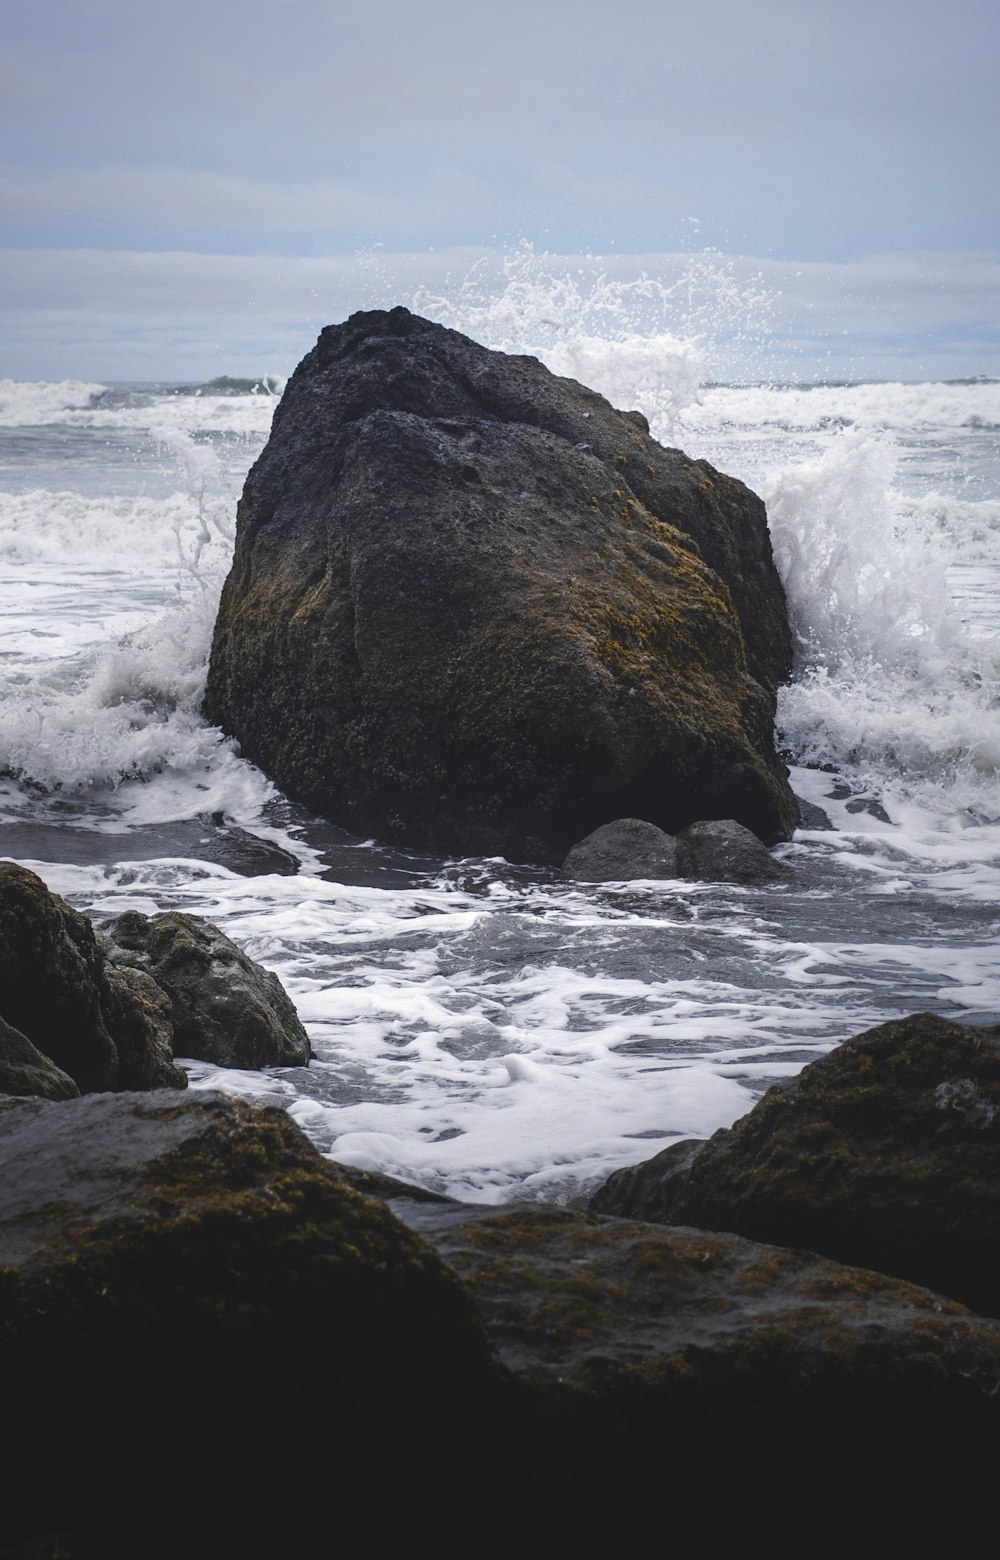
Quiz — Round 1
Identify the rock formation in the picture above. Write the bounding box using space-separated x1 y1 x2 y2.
99 910 313 1069
590 1011 1000 1314
561 813 791 882
205 308 798 862
0 862 186 1094
0 865 312 1096
3 1084 1000 1553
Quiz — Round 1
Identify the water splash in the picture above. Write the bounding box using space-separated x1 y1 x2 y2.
412 240 773 440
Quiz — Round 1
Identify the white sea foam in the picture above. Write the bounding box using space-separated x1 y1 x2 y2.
0 376 280 434
415 241 772 440
0 488 234 568
0 377 107 426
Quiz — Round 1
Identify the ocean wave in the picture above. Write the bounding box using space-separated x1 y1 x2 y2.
0 378 280 434
0 378 107 426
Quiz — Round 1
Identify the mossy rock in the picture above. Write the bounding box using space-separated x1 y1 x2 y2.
0 1091 491 1556
590 1012 1000 1315
205 309 797 862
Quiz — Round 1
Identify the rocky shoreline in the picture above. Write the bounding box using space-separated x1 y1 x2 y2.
2 865 999 1555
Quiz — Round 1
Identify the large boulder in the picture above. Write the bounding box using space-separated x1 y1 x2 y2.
392 1198 1000 1538
0 1091 491 1557
99 910 313 1070
204 308 797 863
0 863 186 1094
589 1012 1000 1315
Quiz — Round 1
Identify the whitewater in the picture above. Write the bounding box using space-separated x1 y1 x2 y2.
2 255 999 1205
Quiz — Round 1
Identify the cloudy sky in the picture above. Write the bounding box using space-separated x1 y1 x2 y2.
3 0 998 381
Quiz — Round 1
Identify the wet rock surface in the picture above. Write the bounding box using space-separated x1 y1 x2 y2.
205 308 797 862
0 1091 490 1557
562 816 682 881
0 863 186 1095
561 813 791 883
0 1016 78 1102
590 1012 1000 1315
676 815 792 883
99 909 313 1069
392 1197 1000 1530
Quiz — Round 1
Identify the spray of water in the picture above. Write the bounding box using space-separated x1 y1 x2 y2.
412 240 773 441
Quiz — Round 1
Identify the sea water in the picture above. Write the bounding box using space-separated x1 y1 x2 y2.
2 255 999 1205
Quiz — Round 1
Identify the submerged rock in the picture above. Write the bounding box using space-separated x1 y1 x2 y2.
99 910 313 1070
0 863 186 1095
204 308 797 863
589 1012 1000 1315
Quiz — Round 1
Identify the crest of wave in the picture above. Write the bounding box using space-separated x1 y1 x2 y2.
411 241 771 443
0 378 106 426
767 428 1000 808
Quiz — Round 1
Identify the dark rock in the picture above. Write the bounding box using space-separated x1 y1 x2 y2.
0 1091 490 1558
103 966 187 1091
589 1135 700 1220
0 1016 79 1101
796 794 834 830
562 817 681 881
0 862 186 1095
393 1198 1000 1534
99 910 313 1069
676 816 792 883
588 1012 1000 1315
204 307 797 863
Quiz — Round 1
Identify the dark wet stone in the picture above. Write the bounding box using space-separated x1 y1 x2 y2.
204 308 797 863
676 816 792 883
796 795 835 830
0 1091 490 1558
392 1197 1000 1536
99 910 313 1069
562 817 681 881
0 862 186 1095
588 1012 1000 1316
0 1015 79 1102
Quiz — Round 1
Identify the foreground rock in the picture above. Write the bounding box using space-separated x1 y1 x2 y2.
0 1091 490 1558
590 1012 1000 1315
391 1198 1000 1532
205 308 798 863
99 910 313 1069
5 1089 1000 1550
0 863 186 1094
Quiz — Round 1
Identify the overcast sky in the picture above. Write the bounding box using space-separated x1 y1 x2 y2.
3 0 998 380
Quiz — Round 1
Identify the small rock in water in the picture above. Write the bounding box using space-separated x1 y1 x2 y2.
676 817 791 884
562 817 682 881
